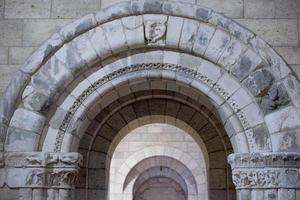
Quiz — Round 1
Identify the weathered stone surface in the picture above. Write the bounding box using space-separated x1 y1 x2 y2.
121 16 145 48
0 47 8 64
9 47 35 65
237 19 298 46
22 85 51 111
243 69 274 97
231 49 263 81
59 14 96 42
5 0 51 18
198 0 243 18
193 23 215 56
258 83 290 114
0 65 20 96
0 20 23 46
101 0 124 8
166 16 183 48
10 108 45 134
245 0 276 18
52 0 100 18
265 105 300 134
274 0 300 18
23 19 71 46
179 19 199 52
204 29 231 62
275 47 300 65
5 127 39 151
31 56 74 96
218 39 246 70
102 19 128 53
0 0 3 18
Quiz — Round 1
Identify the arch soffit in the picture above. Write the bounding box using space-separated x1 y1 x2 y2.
3 0 300 155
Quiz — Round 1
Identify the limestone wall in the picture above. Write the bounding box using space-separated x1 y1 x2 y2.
0 0 299 95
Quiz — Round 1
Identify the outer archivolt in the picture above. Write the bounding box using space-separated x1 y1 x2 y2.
55 62 250 152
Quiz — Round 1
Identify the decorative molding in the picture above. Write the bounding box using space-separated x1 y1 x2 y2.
54 63 261 152
229 153 300 189
5 152 83 167
232 168 300 189
228 153 300 168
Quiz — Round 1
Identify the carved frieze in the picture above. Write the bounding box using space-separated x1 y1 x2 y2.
229 153 300 189
5 152 83 167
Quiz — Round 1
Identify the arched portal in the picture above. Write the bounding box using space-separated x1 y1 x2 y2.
1 0 300 200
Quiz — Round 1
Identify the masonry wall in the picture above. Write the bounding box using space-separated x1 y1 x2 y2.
0 0 299 95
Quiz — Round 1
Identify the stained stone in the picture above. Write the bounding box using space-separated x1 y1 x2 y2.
243 69 274 97
231 49 263 81
10 108 45 134
258 83 290 114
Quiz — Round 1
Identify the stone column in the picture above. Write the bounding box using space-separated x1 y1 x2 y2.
228 153 300 200
3 152 82 200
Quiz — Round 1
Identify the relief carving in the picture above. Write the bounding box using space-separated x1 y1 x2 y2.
25 169 78 188
145 20 167 44
232 170 280 188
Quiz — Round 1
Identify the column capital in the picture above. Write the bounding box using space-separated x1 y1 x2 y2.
3 152 82 189
228 153 300 189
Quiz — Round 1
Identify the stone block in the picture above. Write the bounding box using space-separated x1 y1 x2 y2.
198 0 243 18
9 47 35 65
10 108 45 134
121 15 145 48
5 127 39 151
88 27 112 59
193 23 215 56
274 0 299 18
179 19 199 52
265 105 300 134
23 19 71 46
0 20 23 46
0 47 8 64
275 47 300 65
0 65 20 96
231 49 263 81
0 0 3 18
102 19 128 53
166 16 184 48
291 65 300 78
52 0 100 18
237 19 298 46
101 0 124 8
5 0 51 18
204 29 231 62
244 0 275 18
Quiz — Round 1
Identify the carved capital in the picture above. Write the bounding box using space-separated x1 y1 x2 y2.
228 153 300 189
4 152 82 189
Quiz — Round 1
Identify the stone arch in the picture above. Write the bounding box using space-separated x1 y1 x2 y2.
1 1 300 200
132 167 189 197
2 1 300 155
119 155 199 200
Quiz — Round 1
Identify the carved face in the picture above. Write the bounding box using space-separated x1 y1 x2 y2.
145 20 167 43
